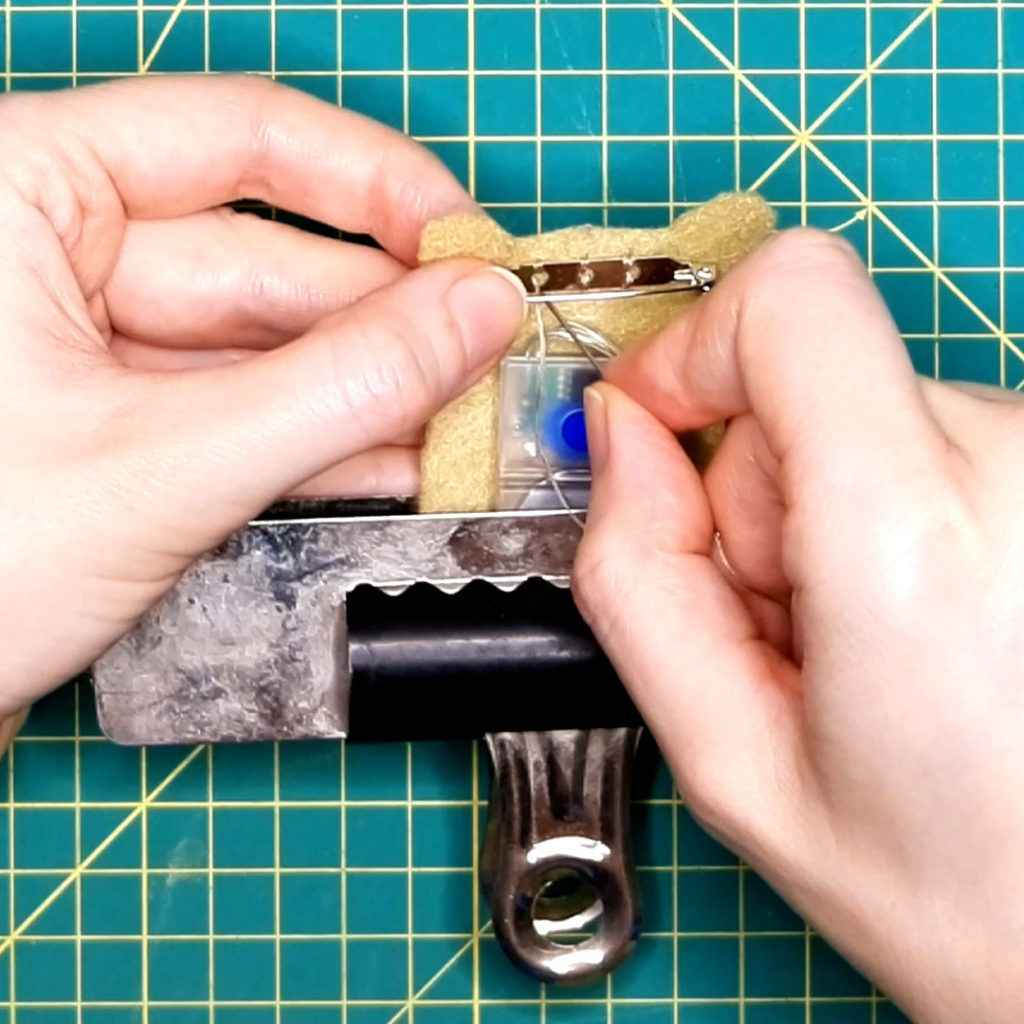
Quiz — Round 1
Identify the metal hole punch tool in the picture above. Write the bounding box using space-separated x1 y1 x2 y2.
92 511 643 984
91 256 717 986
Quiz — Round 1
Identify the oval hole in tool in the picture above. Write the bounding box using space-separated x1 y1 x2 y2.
531 871 604 946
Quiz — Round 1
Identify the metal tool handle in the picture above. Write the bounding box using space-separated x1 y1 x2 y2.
481 727 642 984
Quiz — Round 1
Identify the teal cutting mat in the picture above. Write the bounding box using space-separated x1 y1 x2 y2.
1 0 1019 1017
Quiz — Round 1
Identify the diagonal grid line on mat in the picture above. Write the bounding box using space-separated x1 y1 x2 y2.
140 0 191 74
807 143 1024 364
382 743 498 1024
384 925 495 1024
664 0 1019 359
746 0 946 192
658 0 938 199
1 745 206 956
659 0 801 139
4 0 1017 1015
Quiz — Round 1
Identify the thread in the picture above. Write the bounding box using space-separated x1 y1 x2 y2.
530 304 618 527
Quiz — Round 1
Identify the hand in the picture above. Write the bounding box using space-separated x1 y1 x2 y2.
0 76 525 715
574 228 1024 1022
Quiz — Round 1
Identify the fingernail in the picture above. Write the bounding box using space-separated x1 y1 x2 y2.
447 266 527 365
584 386 608 475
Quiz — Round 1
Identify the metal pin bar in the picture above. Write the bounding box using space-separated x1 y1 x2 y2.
510 256 717 304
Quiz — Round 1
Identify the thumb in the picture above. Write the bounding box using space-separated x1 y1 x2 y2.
133 258 525 528
572 383 801 846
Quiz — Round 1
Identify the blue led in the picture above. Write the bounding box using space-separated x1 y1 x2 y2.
560 408 588 456
541 401 589 464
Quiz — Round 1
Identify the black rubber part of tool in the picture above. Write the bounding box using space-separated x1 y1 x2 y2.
346 578 641 741
256 497 415 521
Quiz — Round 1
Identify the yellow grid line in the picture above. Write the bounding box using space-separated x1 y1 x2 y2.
808 143 1024 363
3 0 10 98
206 746 214 1024
669 789 677 1022
999 0 1007 387
384 927 496 1023
470 742 482 1024
932 0 941 377
379 750 493 1024
273 743 282 1024
341 741 348 1024
745 0 946 190
3 0 1020 1015
7 737 13 1006
660 0 802 137
0 745 206 957
140 0 190 73
661 0 1023 367
799 0 807 227
140 748 150 1024
74 687 83 1024
405 743 414 1024
536 0 545 235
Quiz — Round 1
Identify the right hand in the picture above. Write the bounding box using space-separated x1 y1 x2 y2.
574 228 1024 1022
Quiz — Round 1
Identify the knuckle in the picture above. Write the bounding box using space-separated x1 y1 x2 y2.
0 101 117 277
224 212 275 301
325 304 441 438
226 213 338 318
226 75 282 196
42 162 93 257
377 151 443 226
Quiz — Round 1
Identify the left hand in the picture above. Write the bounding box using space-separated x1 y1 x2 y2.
0 75 525 715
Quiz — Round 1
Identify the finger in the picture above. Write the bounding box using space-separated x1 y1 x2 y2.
121 259 525 542
0 190 104 355
705 414 788 601
920 377 1024 442
108 339 433 450
607 228 943 480
573 384 802 842
34 76 478 261
288 446 419 499
111 334 429 452
734 588 793 656
105 211 405 350
110 337 250 370
925 378 1024 406
712 535 793 655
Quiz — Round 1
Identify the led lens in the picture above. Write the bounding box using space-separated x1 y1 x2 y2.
542 401 589 464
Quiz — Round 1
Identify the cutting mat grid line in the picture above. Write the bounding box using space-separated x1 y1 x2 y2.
0 0 1012 1015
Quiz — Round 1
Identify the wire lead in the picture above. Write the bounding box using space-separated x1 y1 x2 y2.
544 301 606 378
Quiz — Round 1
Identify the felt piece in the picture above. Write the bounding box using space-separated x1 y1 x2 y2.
418 192 776 513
